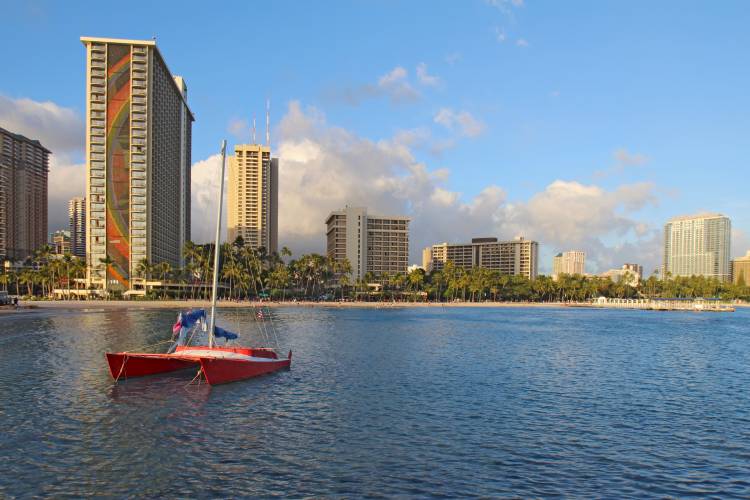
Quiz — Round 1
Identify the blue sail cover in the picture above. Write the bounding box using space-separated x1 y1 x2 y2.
181 309 206 329
214 326 239 340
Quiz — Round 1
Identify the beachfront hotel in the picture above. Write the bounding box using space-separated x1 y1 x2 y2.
731 251 750 285
422 237 539 279
599 263 643 286
552 250 586 278
227 144 278 254
0 126 50 262
326 206 410 280
663 213 731 281
68 196 86 258
81 37 193 292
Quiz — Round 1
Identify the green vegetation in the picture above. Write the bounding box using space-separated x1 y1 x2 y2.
3 239 749 302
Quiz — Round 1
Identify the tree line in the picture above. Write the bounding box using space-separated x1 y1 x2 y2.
2 238 748 302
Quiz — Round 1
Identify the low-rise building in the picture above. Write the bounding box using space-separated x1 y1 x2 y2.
600 264 642 286
50 230 71 255
423 236 538 279
731 251 750 285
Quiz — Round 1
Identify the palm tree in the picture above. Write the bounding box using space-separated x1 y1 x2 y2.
156 261 172 299
98 256 114 299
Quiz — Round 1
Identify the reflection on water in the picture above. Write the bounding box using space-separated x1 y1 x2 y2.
2 306 750 497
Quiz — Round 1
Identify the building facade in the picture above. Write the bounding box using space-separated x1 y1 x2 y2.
423 237 539 279
0 127 50 262
68 196 86 258
731 251 750 285
663 213 731 281
227 144 278 254
326 206 410 280
552 250 586 277
81 37 193 291
50 230 71 255
600 264 642 286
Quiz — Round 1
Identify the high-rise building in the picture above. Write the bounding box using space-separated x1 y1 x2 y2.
423 237 539 279
663 213 731 281
0 126 50 262
81 37 193 291
731 251 750 285
227 144 278 254
68 196 86 258
552 250 586 277
326 206 409 280
50 230 71 255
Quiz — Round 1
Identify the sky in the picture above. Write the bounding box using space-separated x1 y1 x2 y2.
1 0 749 274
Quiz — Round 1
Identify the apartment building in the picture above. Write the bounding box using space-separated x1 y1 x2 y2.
68 196 86 258
423 236 539 279
663 213 731 281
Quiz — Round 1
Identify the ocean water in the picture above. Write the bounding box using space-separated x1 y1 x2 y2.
1 305 750 498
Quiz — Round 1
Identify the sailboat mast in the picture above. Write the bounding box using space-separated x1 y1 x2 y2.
208 140 227 348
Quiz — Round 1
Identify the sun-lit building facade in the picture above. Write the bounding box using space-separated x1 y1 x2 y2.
81 37 193 292
663 213 731 281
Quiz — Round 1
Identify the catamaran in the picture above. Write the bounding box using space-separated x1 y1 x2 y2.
105 140 292 385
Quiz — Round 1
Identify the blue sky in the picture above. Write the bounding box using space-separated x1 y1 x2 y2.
1 0 748 272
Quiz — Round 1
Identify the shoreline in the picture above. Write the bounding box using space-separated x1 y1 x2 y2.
9 300 566 311
5 299 747 312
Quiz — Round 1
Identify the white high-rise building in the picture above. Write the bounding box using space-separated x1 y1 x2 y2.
81 37 193 291
68 196 86 258
326 206 410 280
227 144 278 254
552 251 586 278
663 213 731 281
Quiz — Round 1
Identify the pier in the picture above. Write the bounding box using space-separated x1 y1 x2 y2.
575 297 736 312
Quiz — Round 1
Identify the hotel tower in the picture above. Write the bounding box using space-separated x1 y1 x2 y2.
81 37 193 291
663 213 731 281
227 143 278 255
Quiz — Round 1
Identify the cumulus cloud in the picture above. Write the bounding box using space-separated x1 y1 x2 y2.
0 95 87 232
227 118 250 141
416 63 440 87
0 94 83 152
434 108 486 137
196 101 664 272
324 65 421 106
595 148 651 178
445 52 462 65
494 26 507 43
48 156 86 231
190 154 229 244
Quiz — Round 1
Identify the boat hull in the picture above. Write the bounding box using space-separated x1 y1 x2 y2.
199 357 291 385
106 352 197 380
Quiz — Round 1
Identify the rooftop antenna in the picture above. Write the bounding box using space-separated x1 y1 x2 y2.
252 115 257 144
266 98 270 147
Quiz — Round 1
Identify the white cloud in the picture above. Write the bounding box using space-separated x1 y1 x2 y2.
486 0 524 13
445 52 462 65
416 63 440 87
0 94 83 152
433 108 486 137
594 148 650 177
516 38 529 47
190 154 229 244
494 26 507 43
613 148 649 167
48 155 85 232
255 101 663 272
227 118 250 141
324 66 420 106
0 95 87 232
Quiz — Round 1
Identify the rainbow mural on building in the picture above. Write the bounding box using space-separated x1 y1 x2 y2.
106 45 131 289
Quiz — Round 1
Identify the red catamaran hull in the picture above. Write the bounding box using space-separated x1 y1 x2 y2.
105 349 292 385
199 357 291 385
106 352 197 380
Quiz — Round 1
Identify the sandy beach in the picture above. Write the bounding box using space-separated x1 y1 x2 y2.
8 299 567 311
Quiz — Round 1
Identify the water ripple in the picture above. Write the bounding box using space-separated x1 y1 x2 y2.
1 307 750 497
